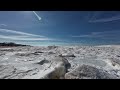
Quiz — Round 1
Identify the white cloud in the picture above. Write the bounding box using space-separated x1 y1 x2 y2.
71 35 91 38
0 24 7 26
0 35 53 41
0 28 55 41
89 15 120 23
0 28 44 37
71 30 120 39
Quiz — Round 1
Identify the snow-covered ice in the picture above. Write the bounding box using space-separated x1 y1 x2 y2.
0 45 120 79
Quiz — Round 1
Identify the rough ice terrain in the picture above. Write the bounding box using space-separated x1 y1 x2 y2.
0 45 120 79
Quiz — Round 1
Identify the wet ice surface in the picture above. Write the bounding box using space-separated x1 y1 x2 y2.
0 45 120 79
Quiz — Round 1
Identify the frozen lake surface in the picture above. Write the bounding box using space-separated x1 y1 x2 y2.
0 45 120 79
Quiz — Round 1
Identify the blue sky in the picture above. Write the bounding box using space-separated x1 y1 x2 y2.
0 11 120 46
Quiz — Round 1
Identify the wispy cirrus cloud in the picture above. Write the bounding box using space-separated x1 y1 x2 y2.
0 28 54 41
0 24 7 27
89 13 120 23
71 35 92 38
71 30 120 39
0 28 44 37
0 35 53 41
88 11 120 23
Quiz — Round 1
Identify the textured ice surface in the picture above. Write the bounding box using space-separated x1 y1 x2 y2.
0 45 120 79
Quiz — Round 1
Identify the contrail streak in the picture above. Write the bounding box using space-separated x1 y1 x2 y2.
33 11 41 21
